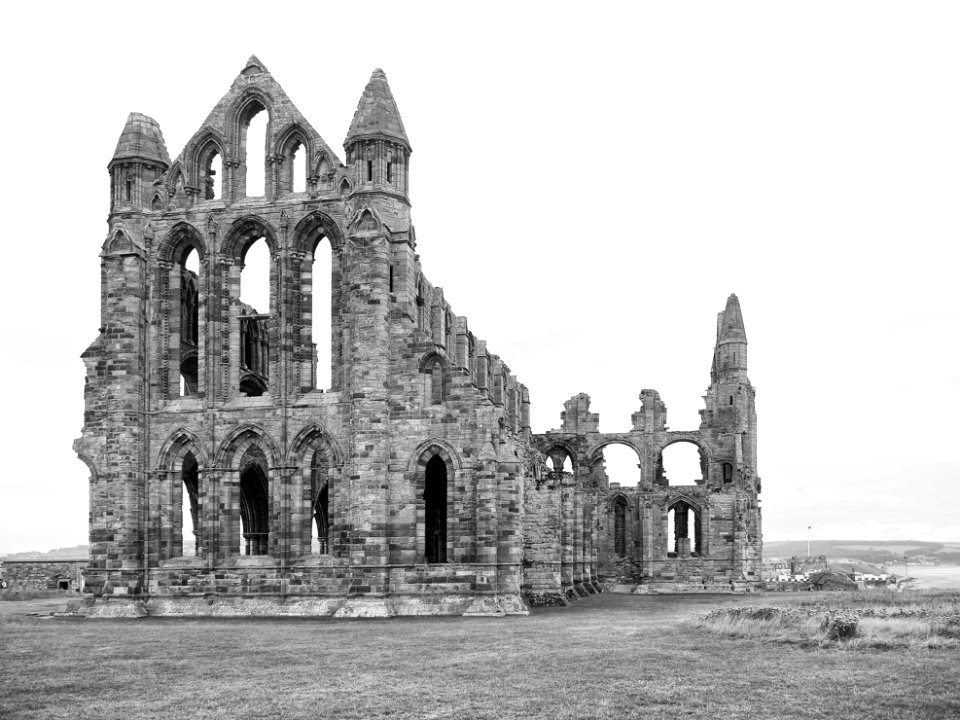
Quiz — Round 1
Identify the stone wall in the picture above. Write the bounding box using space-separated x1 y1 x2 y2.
1 560 88 593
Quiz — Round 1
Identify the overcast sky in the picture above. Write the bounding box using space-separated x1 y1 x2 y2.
1 1 958 553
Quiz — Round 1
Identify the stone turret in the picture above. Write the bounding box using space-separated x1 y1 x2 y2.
109 113 170 212
345 69 412 211
712 293 748 384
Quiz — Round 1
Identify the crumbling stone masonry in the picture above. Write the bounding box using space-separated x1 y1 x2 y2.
74 57 762 617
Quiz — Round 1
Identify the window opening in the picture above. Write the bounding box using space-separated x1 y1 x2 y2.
659 442 706 486
366 160 373 182
124 179 132 202
313 484 329 555
601 443 641 487
386 161 393 183
723 462 733 484
424 455 447 563
243 106 268 197
614 497 628 556
389 265 394 293
423 358 444 405
667 502 701 557
239 460 269 555
204 152 222 200
152 194 162 211
239 238 270 395
181 454 199 557
179 248 200 397
291 141 306 193
311 238 332 391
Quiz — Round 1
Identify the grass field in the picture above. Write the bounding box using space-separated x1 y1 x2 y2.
2 593 959 720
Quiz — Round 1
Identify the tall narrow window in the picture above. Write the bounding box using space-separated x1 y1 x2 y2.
179 248 200 397
239 459 269 556
386 161 393 183
311 237 332 391
389 265 394 293
181 454 199 557
313 485 329 554
723 462 733 484
239 237 270 396
204 151 222 200
241 104 268 197
424 455 447 563
423 358 444 405
292 141 306 193
366 160 373 182
124 179 132 202
614 497 627 557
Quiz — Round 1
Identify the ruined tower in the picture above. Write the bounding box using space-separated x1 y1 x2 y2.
76 58 762 616
532 294 762 596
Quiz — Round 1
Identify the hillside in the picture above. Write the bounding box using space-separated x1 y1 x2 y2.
0 545 89 560
764 540 960 565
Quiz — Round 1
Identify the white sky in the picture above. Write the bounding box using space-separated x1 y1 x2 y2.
1 1 958 553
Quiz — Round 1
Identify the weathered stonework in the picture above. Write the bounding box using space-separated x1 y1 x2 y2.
75 57 762 617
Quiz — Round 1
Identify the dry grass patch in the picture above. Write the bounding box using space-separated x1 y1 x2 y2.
691 589 960 649
2 593 960 719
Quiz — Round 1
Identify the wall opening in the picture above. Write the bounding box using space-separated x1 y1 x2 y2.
600 443 641 487
667 501 701 557
292 141 306 193
203 150 222 200
181 453 199 557
242 105 268 197
179 248 200 397
614 496 628 557
723 462 733 484
422 356 444 405
239 237 270 396
424 455 447 563
311 237 332 391
239 460 269 555
659 442 707 486
310 449 330 554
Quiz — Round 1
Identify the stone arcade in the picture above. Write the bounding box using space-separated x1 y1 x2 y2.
74 57 762 617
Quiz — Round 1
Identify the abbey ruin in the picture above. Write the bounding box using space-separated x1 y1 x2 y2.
73 57 762 616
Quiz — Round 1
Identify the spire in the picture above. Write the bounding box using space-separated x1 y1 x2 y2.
111 112 170 169
718 294 747 343
345 69 410 151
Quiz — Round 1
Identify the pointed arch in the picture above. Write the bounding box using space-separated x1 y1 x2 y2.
338 177 351 196
293 211 344 253
666 496 703 557
221 215 278 261
408 438 463 473
158 222 206 264
156 427 209 471
286 422 345 469
274 122 312 195
349 206 383 235
314 152 333 182
410 439 461 565
214 422 280 471
419 351 448 406
103 229 135 256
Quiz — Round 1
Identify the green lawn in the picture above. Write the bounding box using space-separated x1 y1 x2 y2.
2 593 958 719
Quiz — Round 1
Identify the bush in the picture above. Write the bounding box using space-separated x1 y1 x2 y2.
822 611 859 640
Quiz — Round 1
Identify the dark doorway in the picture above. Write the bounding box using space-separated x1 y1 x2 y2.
424 455 447 563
